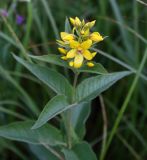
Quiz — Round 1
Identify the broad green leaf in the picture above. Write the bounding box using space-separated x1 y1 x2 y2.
32 95 69 129
13 55 73 99
71 102 91 139
29 54 69 68
0 121 63 146
29 144 59 160
76 71 131 102
79 63 108 74
30 54 107 74
62 142 97 160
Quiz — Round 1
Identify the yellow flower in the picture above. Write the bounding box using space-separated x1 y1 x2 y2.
80 28 90 37
84 20 96 29
70 17 82 27
91 52 97 58
58 48 67 54
66 39 93 68
60 32 74 42
57 17 105 69
69 61 74 67
90 32 103 42
61 56 68 60
87 62 94 67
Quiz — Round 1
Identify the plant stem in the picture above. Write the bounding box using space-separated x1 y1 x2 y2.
66 71 79 149
101 48 147 160
99 95 108 160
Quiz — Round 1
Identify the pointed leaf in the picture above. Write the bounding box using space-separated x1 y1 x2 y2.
29 54 69 68
62 142 97 160
71 102 91 139
0 121 63 146
76 71 131 102
13 55 73 99
79 63 108 74
65 17 72 33
29 144 59 160
32 95 69 129
30 55 107 74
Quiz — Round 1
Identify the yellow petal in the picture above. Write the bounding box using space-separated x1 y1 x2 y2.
74 54 83 68
60 32 74 41
82 19 85 26
69 61 74 67
84 22 90 28
90 32 103 42
70 40 80 49
66 49 76 58
69 17 75 25
91 52 97 58
89 20 96 28
80 30 85 35
87 62 94 67
83 50 93 60
58 48 66 54
61 56 67 60
80 29 90 37
81 39 92 50
75 17 81 26
84 20 96 29
56 40 66 46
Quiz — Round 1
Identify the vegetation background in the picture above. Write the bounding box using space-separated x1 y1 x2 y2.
0 0 147 159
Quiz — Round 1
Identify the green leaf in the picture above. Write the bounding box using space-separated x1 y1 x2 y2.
79 63 108 74
76 71 131 102
71 102 91 139
29 144 59 160
65 17 72 33
32 95 69 129
29 54 69 68
62 142 97 160
13 55 73 99
0 121 63 146
30 54 107 74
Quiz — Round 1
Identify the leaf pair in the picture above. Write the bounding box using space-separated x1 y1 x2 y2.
13 55 131 130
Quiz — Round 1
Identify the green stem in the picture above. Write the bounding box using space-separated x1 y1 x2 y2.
101 48 147 160
66 71 79 149
99 95 107 160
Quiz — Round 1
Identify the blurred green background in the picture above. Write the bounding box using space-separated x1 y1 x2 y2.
0 0 147 159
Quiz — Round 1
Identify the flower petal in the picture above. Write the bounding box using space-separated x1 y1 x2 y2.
87 62 94 67
69 61 74 67
75 17 81 26
83 50 93 60
70 40 80 49
81 40 92 50
74 54 83 68
61 56 67 60
90 32 103 42
60 32 74 41
66 49 76 58
91 52 97 58
69 17 75 25
58 48 67 54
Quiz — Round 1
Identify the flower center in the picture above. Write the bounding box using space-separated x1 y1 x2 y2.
77 47 83 54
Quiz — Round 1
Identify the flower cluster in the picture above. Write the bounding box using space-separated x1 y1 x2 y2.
57 17 104 68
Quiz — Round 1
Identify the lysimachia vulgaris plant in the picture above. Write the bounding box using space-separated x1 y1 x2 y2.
0 17 131 160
